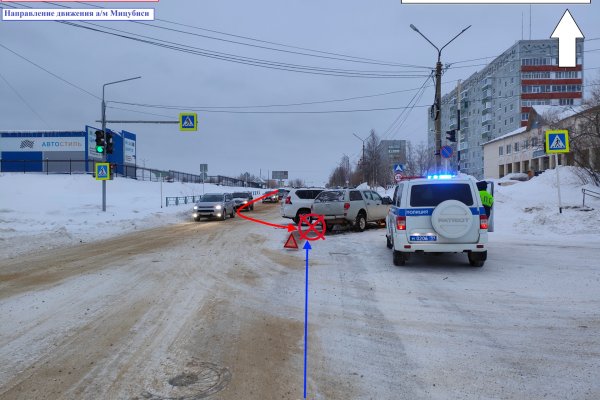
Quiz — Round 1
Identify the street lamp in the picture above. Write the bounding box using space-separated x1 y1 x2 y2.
100 76 141 211
410 24 471 170
353 133 366 186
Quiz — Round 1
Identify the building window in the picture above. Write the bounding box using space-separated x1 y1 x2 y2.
532 137 538 147
510 117 514 123
499 146 503 156
524 139 529 149
559 98 575 105
521 113 529 121
555 71 579 79
506 144 511 154
505 119 508 125
510 104 514 110
514 142 519 152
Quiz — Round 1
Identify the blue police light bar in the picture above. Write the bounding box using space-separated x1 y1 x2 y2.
427 174 455 180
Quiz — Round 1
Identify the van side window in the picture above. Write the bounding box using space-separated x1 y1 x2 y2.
371 191 382 202
362 191 373 200
394 184 403 206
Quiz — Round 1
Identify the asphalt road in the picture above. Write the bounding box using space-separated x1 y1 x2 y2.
1 203 598 399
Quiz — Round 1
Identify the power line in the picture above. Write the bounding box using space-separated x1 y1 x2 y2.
0 70 51 127
0 42 99 99
71 1 429 69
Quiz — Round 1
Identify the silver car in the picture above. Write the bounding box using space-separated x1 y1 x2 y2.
192 193 235 221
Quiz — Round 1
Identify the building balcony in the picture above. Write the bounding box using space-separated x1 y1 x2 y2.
481 77 493 89
482 89 492 100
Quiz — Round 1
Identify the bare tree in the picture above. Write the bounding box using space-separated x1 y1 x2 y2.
289 178 306 188
328 154 353 187
405 141 435 177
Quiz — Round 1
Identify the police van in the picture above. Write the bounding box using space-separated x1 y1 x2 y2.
385 175 489 267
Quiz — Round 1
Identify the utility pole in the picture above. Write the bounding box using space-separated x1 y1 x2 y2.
410 24 471 171
353 133 366 185
457 79 462 172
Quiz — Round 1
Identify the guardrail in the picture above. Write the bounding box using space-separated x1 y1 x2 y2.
0 159 265 188
582 188 600 208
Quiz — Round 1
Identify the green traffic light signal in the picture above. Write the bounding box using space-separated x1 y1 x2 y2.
96 145 105 153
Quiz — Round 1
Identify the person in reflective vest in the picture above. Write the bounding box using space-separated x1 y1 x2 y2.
476 181 494 217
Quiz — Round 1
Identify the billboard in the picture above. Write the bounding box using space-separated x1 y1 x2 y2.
272 170 288 180
0 136 84 152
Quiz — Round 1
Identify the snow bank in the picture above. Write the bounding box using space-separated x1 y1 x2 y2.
0 173 267 259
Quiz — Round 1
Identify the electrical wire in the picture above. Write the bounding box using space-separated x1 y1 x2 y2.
0 70 51 127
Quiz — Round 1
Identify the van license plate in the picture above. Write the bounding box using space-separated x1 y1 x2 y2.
410 235 437 241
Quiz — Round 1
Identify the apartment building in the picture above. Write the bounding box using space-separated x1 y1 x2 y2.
428 39 584 178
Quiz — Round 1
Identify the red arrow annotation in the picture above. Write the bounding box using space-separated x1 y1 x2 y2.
236 190 296 232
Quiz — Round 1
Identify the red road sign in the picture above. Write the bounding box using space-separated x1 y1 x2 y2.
298 214 326 241
284 233 299 249
394 173 403 182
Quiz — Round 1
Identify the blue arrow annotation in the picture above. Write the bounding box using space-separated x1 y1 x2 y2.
303 241 312 399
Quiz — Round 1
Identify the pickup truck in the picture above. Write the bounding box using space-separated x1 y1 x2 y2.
310 189 392 232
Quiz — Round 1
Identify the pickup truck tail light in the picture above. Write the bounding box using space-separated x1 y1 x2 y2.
396 216 406 230
285 196 292 204
343 202 350 210
479 215 488 230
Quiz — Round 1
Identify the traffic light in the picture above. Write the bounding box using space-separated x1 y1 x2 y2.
446 129 457 143
106 131 114 154
95 130 105 154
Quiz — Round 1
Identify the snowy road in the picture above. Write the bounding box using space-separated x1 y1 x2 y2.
1 203 599 399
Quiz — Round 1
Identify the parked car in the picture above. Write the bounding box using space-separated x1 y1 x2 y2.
280 188 325 224
311 189 392 232
232 192 254 211
385 175 488 267
192 193 235 221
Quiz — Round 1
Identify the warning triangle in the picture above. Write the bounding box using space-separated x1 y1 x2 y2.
550 135 565 149
182 116 194 127
284 233 298 249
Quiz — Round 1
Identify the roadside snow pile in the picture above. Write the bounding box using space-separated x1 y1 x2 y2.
0 173 266 259
493 167 600 239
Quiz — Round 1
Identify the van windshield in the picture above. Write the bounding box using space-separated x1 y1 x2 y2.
410 183 473 207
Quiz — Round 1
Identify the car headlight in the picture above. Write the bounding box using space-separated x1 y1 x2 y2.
243 200 248 204
215 204 222 210
194 206 198 210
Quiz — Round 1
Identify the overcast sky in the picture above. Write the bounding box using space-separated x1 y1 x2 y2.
1 0 599 185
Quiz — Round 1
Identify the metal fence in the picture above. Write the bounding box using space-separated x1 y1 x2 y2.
0 159 265 188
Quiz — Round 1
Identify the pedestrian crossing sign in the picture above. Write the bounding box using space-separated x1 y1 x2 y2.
95 162 110 180
179 112 198 131
545 130 569 154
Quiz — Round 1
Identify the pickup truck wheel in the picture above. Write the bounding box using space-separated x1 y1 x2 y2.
393 250 406 266
355 212 366 232
294 209 311 225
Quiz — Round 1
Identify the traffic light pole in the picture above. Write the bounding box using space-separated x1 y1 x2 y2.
99 76 141 212
101 93 107 212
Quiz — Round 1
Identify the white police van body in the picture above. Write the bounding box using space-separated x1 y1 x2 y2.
385 175 489 267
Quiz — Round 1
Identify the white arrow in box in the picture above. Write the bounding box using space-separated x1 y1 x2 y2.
551 10 584 68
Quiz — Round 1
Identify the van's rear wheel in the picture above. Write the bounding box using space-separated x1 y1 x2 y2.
386 235 393 249
393 250 406 266
468 251 486 267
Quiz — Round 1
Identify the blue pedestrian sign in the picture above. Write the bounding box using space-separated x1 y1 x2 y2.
441 145 453 159
393 164 405 173
179 112 198 131
95 162 110 181
545 130 569 154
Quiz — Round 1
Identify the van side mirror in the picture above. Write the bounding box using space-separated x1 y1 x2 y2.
382 196 392 205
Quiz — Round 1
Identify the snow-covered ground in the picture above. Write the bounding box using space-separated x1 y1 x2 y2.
1 167 599 260
0 174 268 259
